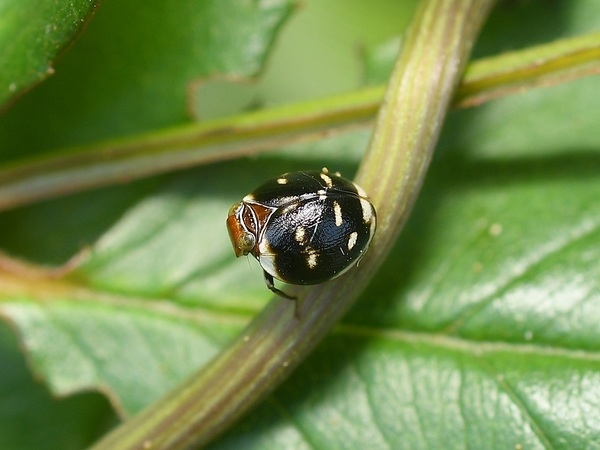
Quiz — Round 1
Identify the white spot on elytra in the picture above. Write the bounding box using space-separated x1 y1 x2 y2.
333 201 342 227
306 249 318 269
348 232 358 250
295 226 306 243
320 172 333 188
277 177 288 184
317 189 327 200
360 199 374 223
354 183 368 198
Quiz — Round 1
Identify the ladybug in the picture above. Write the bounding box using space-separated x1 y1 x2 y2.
226 168 376 299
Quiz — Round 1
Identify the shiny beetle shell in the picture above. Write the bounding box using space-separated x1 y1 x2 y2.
226 168 376 297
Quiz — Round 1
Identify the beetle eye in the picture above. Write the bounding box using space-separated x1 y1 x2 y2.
237 232 256 254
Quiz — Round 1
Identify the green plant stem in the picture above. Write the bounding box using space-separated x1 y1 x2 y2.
90 0 496 449
0 88 378 211
2 29 600 211
455 30 600 107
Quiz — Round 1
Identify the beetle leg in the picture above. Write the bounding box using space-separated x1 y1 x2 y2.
263 271 301 319
263 270 296 300
264 272 302 318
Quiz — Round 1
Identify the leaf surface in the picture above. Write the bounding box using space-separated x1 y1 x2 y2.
0 0 99 107
0 0 296 160
1 1 600 449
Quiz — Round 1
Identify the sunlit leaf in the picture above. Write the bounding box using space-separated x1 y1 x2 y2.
0 0 99 107
1 1 599 449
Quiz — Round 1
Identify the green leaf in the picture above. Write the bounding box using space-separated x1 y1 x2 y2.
0 0 296 160
0 322 115 450
0 0 99 108
2 298 242 417
1 0 600 449
213 335 600 449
